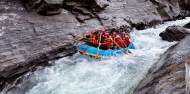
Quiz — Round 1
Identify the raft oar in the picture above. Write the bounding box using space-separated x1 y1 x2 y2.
77 32 90 41
113 40 128 54
121 39 132 54
96 33 102 59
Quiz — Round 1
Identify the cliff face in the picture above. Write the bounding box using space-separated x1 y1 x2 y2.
0 0 190 90
23 0 190 29
133 35 190 93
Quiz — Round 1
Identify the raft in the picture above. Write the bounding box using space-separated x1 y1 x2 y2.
77 42 135 58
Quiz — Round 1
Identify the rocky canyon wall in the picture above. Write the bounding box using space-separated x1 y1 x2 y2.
0 0 190 91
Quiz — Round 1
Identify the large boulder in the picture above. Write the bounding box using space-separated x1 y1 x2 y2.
159 25 190 42
133 35 190 94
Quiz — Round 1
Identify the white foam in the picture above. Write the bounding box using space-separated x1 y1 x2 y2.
0 15 8 21
0 32 4 36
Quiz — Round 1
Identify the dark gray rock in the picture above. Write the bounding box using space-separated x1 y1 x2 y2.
184 22 190 29
0 0 79 78
179 0 190 11
133 35 190 94
159 25 190 42
0 6 5 13
22 0 64 15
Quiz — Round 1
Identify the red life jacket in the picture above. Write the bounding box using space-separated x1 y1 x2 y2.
101 34 106 43
107 36 113 49
114 35 124 48
122 36 130 47
101 36 113 49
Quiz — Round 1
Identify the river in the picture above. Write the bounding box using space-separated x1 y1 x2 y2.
2 18 190 94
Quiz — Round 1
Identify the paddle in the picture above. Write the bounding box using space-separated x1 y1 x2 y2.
113 40 128 54
77 32 90 41
96 33 102 58
121 39 132 54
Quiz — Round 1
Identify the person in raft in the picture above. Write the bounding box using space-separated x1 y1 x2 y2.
86 30 130 49
100 30 106 43
100 32 114 49
85 30 99 47
86 30 108 47
112 32 124 48
121 32 130 47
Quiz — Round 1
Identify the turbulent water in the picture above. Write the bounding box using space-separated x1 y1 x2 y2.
3 18 190 94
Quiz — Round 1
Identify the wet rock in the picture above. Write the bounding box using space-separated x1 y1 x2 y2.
179 0 190 17
22 0 64 15
179 0 190 11
0 6 5 13
62 0 108 24
184 22 190 29
159 25 190 42
0 0 80 79
133 35 190 94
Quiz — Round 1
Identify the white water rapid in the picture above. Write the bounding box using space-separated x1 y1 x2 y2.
3 18 190 94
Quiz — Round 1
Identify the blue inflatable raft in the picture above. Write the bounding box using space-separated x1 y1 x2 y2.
77 42 135 58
